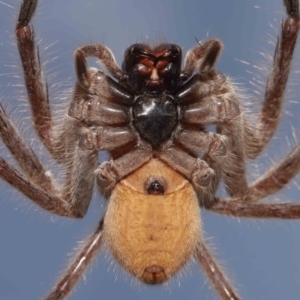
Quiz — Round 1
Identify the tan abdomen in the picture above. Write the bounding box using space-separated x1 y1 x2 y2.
104 159 201 284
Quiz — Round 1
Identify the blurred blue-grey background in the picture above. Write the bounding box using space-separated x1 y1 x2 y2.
0 0 300 299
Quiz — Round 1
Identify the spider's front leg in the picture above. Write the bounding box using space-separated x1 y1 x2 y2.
244 0 300 158
15 0 129 160
15 0 54 153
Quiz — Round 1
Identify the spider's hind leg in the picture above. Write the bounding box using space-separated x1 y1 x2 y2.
196 240 240 300
44 219 104 300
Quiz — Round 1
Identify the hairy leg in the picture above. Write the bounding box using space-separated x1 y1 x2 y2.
245 0 300 158
44 219 104 300
196 241 240 300
181 39 223 78
0 105 56 192
16 0 55 153
207 145 300 217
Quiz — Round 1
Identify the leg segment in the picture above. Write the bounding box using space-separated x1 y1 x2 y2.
0 105 56 192
44 219 104 300
62 130 99 217
69 72 133 126
75 45 126 85
196 241 240 300
245 1 300 158
181 39 223 78
16 0 54 153
179 94 240 126
240 145 300 202
0 158 72 216
96 141 152 195
209 199 300 219
208 145 300 218
217 115 248 197
174 129 227 157
158 142 217 204
0 137 97 218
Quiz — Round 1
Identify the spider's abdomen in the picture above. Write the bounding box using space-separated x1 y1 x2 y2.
104 159 201 284
133 95 177 148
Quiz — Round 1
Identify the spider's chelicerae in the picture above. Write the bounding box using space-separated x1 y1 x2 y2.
1 0 300 299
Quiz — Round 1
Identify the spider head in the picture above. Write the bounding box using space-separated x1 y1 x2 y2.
122 43 182 95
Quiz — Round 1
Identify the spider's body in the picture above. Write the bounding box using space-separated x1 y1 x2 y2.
1 0 300 299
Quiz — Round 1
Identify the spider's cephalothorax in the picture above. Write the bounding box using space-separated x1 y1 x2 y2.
123 44 182 148
1 0 300 299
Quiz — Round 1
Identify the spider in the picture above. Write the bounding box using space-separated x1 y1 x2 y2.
0 0 300 299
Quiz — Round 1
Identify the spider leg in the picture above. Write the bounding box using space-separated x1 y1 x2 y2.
16 0 55 154
0 158 72 216
75 45 126 84
68 73 133 127
207 146 300 218
174 129 227 158
196 240 240 300
209 199 300 219
177 72 248 197
0 84 100 217
3 5 138 217
44 219 104 300
95 141 152 195
16 0 131 161
0 128 98 217
244 0 300 158
0 104 56 192
181 39 223 78
244 145 300 201
158 142 218 205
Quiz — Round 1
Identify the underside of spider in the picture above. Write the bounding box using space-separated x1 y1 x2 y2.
1 0 300 299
